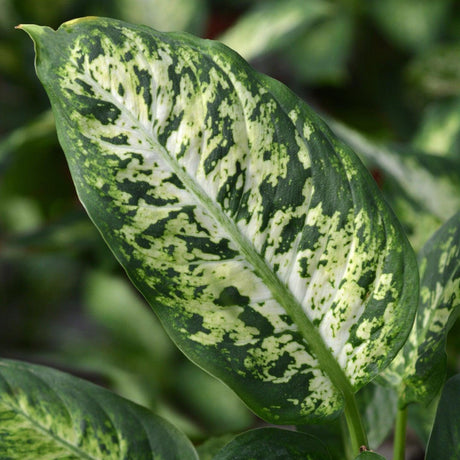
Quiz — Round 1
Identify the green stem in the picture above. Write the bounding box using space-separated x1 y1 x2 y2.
393 406 407 460
343 388 368 455
340 415 354 460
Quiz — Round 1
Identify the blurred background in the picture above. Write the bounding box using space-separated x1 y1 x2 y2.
1 0 460 456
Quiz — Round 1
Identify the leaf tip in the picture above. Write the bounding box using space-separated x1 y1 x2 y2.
15 23 53 42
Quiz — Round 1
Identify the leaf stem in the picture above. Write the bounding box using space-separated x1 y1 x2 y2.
393 406 407 460
343 388 368 455
340 416 353 460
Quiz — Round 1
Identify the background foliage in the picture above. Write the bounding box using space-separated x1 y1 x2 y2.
1 0 460 456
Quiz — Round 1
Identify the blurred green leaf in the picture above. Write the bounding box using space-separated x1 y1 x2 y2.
84 270 174 359
407 394 439 447
219 0 331 61
212 428 331 460
407 43 460 98
413 97 460 158
115 0 208 34
0 359 198 459
368 0 452 52
426 374 460 459
197 435 236 460
12 0 76 28
2 212 99 255
0 250 83 351
0 0 17 31
175 361 253 434
0 40 22 76
0 196 43 233
0 120 73 223
0 110 55 172
286 11 354 85
356 383 398 450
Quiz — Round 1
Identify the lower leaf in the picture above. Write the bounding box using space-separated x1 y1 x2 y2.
212 427 331 460
0 359 198 460
425 373 460 460
354 452 385 460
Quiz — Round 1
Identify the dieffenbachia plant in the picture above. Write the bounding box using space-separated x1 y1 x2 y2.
8 15 459 459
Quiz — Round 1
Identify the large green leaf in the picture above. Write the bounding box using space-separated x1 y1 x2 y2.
382 211 460 407
21 17 418 424
425 373 460 460
212 428 331 460
0 359 198 459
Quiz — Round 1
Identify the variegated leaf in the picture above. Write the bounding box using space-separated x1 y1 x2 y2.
382 211 460 407
0 359 198 459
21 17 418 424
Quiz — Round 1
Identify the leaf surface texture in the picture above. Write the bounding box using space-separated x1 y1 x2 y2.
22 17 418 423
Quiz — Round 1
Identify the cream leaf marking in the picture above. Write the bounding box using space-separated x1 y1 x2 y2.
23 18 418 423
